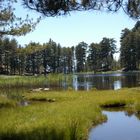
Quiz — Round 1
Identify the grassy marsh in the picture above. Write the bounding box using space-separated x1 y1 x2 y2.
0 74 71 89
0 88 140 139
0 95 16 108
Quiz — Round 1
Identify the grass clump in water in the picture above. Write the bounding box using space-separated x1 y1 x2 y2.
100 100 127 108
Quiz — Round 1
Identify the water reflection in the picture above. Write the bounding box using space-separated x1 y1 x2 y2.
45 72 140 90
73 75 78 90
89 111 140 140
113 80 122 90
72 74 93 91
71 72 140 90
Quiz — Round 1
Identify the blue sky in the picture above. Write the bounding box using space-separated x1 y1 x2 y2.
15 4 137 59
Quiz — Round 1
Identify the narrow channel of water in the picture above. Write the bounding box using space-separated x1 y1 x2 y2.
89 111 140 140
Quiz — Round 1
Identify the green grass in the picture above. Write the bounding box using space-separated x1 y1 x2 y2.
0 88 140 139
0 75 46 88
0 74 72 89
0 95 16 108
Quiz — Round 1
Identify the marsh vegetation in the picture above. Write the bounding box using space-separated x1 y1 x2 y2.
1 87 140 140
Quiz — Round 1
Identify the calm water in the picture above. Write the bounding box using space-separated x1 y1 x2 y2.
89 111 140 140
60 72 140 90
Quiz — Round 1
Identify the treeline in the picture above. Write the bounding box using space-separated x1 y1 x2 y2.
120 21 140 71
0 38 117 75
1 21 140 75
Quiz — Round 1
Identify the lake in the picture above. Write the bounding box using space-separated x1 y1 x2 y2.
49 72 140 90
89 111 140 140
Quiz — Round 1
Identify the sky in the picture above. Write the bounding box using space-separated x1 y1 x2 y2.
14 3 137 59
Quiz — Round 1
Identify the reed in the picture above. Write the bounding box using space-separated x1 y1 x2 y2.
0 74 72 89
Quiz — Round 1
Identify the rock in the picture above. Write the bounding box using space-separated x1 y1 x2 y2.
32 88 42 92
43 88 50 91
19 100 29 106
48 98 56 102
31 88 50 92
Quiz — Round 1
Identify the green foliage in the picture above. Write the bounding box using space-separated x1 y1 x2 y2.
75 42 88 72
100 38 117 70
23 0 140 19
120 21 140 70
0 0 40 37
87 43 101 72
0 37 118 75
87 38 117 72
